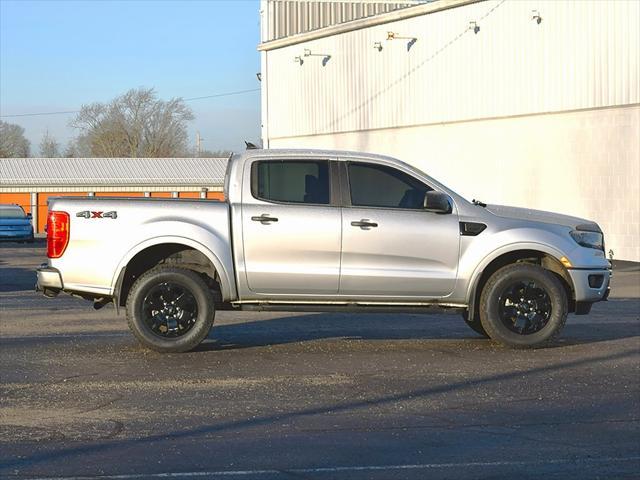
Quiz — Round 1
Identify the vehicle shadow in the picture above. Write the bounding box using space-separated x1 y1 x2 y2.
200 312 473 351
193 304 640 352
0 266 36 292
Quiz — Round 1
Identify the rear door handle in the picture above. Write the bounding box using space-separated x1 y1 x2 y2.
351 219 378 229
251 214 279 224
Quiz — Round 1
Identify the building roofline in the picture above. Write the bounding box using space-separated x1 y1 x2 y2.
258 0 483 51
0 157 229 187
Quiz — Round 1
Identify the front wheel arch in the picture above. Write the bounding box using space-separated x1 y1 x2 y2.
465 249 575 324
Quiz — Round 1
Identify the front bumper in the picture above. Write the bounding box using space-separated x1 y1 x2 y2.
36 265 63 297
568 268 611 303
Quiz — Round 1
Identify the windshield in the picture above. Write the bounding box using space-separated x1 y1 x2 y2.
0 207 26 219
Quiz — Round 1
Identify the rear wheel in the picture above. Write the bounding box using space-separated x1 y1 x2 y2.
126 266 215 353
479 263 568 348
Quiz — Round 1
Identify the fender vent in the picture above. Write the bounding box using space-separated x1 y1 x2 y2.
460 222 487 236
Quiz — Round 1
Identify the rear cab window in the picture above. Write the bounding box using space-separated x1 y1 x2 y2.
251 160 330 205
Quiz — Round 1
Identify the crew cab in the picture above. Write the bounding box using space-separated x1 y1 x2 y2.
36 149 611 352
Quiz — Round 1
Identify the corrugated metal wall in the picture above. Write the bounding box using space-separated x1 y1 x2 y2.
262 0 422 42
264 0 639 140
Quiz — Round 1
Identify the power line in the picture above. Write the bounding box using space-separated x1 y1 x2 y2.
0 87 261 119
183 88 260 102
0 109 80 118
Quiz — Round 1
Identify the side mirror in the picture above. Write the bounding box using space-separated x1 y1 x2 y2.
26 213 32 219
423 191 452 214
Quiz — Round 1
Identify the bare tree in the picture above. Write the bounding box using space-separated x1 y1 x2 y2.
63 136 91 158
70 88 194 157
0 121 30 157
199 149 233 158
39 131 61 157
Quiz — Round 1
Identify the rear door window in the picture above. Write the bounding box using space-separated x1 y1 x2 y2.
251 160 330 205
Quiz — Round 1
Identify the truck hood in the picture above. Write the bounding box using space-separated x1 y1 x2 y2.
485 204 601 232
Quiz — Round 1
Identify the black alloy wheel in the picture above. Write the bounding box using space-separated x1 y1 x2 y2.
479 263 568 348
498 280 552 335
126 267 215 353
142 282 199 338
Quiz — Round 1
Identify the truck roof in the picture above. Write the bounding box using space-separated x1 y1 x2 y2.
234 148 399 163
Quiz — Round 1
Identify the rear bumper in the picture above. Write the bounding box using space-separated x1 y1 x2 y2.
36 265 63 296
568 268 611 303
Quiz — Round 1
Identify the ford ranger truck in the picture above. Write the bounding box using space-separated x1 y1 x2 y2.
36 149 611 352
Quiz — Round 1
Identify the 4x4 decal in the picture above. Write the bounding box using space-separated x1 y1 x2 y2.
76 210 117 219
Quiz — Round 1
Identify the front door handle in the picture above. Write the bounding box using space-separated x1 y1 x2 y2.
251 214 279 224
351 219 378 229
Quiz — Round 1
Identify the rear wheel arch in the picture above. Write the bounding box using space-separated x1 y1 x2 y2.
114 242 227 307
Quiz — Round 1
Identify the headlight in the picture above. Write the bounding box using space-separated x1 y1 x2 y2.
570 230 604 250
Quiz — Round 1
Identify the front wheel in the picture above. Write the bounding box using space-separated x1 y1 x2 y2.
462 310 489 337
479 264 568 348
126 267 215 353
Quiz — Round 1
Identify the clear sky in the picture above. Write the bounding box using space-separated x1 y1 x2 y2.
0 0 261 154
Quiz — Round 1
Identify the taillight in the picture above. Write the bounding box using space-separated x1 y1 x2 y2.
47 211 70 258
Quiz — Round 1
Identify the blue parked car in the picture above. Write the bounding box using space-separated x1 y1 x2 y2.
0 204 34 243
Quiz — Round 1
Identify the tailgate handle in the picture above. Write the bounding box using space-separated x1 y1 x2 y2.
351 219 378 229
251 214 279 224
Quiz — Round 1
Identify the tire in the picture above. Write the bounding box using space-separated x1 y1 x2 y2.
126 266 215 353
462 310 489 337
479 263 568 349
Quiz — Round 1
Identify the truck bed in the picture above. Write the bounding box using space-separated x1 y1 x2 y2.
46 196 233 297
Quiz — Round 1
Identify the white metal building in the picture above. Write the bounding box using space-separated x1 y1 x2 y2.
259 0 640 261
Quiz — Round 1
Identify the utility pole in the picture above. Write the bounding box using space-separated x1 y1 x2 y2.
196 131 202 157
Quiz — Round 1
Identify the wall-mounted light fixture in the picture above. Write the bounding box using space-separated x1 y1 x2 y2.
294 56 304 65
469 21 480 34
386 31 417 51
373 41 383 52
302 49 332 66
532 10 542 24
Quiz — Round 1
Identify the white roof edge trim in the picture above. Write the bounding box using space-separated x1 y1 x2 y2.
258 0 484 51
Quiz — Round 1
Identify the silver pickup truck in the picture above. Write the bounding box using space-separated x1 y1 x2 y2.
36 149 611 352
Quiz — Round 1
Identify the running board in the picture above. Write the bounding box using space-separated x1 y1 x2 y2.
230 302 466 315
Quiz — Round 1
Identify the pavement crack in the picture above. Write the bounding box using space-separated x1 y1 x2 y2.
79 394 123 414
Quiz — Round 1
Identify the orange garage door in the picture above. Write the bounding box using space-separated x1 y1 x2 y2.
0 193 31 214
206 192 225 201
178 192 200 199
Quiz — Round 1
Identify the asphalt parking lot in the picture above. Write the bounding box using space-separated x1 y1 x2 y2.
1 241 639 479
